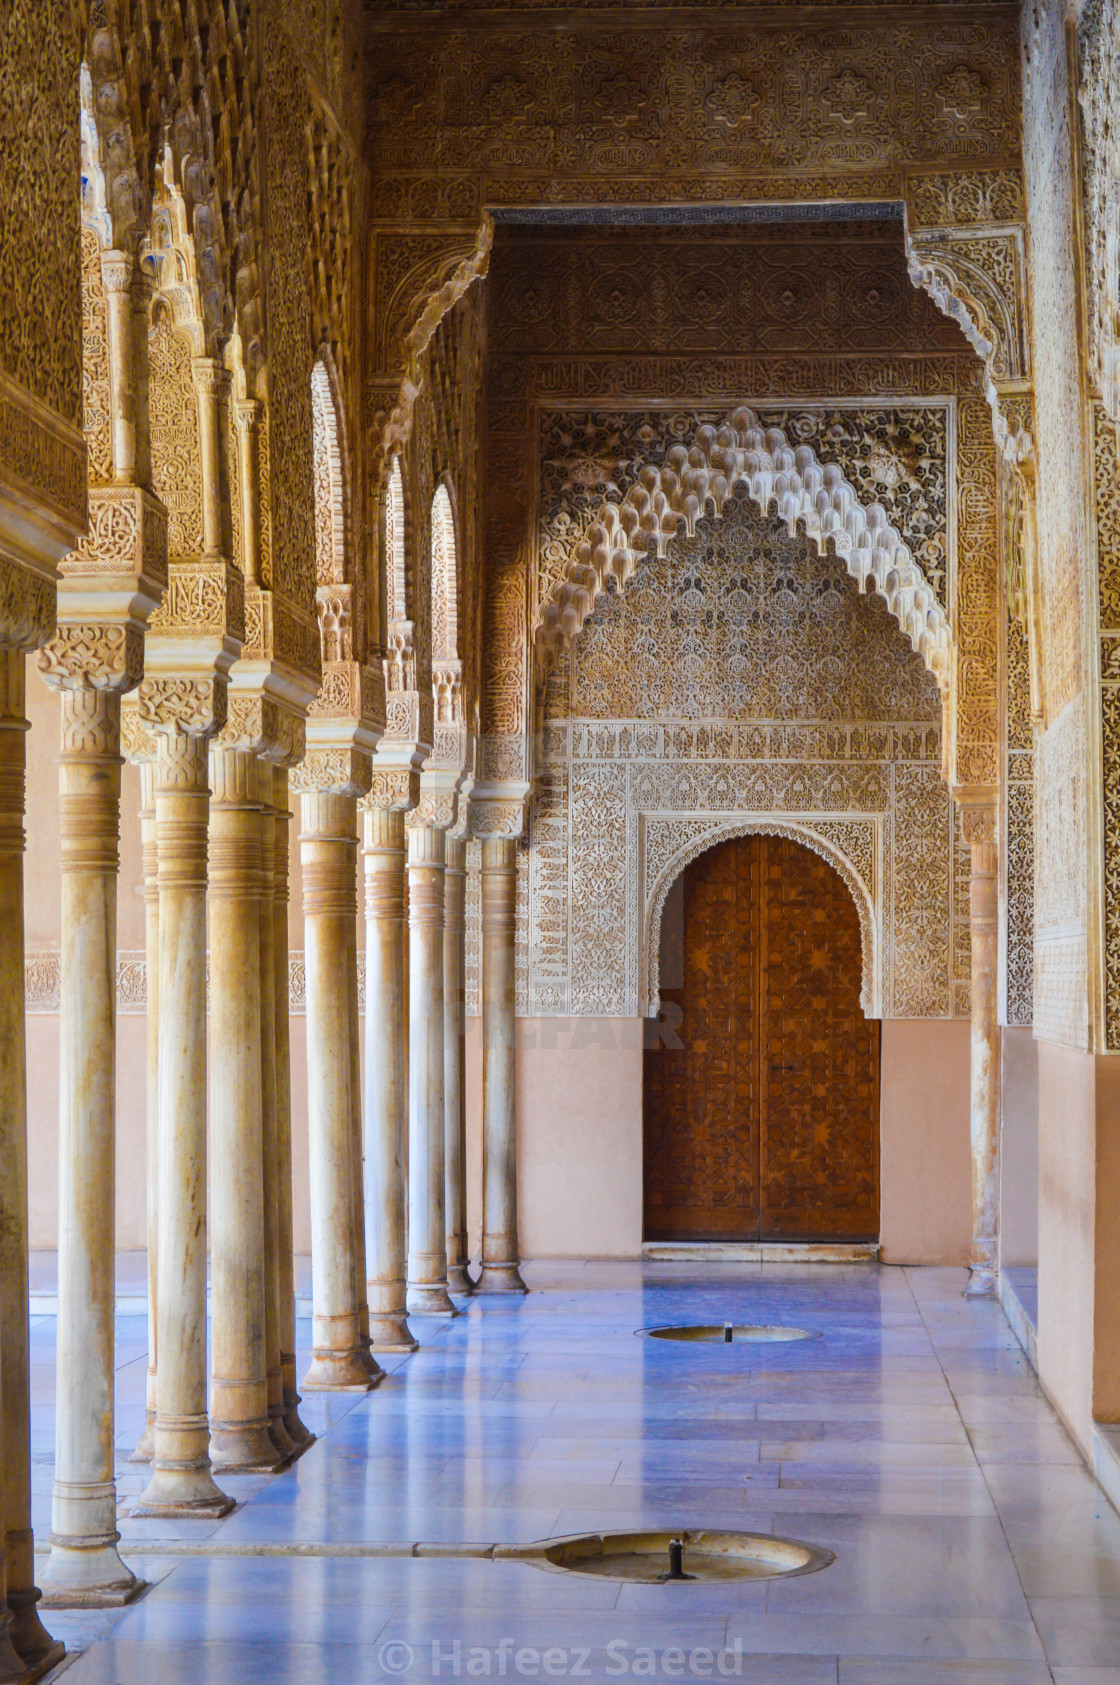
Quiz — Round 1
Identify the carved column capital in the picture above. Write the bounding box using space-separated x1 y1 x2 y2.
136 675 226 741
360 767 420 813
470 782 530 840
290 746 372 797
38 623 144 695
954 786 998 849
218 692 305 766
0 550 57 652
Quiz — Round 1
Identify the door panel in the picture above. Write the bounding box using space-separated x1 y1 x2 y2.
643 833 879 1244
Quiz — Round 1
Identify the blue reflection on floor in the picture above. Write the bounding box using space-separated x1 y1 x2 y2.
26 1261 1120 1684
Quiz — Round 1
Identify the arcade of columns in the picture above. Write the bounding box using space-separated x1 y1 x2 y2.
5 0 1120 1668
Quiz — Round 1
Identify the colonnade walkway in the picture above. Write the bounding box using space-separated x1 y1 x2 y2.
26 1263 1120 1683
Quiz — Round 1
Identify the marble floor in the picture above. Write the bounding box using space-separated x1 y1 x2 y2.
25 1261 1120 1684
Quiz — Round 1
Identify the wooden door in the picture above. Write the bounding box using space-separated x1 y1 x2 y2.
643 834 879 1244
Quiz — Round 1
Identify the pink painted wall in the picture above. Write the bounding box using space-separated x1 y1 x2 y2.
515 1018 644 1258
878 1018 972 1265
1038 1041 1098 1451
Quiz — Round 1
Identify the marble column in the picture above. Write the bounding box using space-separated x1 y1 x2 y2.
207 745 280 1472
130 762 159 1463
257 772 294 1460
444 836 473 1294
135 732 233 1517
346 914 377 1375
40 688 142 1606
407 822 457 1315
477 837 527 1294
0 649 63 1672
272 770 312 1445
300 791 379 1391
361 802 417 1350
963 803 1001 1298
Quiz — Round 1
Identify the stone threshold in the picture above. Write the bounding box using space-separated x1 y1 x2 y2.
999 1263 1120 1522
641 1241 880 1263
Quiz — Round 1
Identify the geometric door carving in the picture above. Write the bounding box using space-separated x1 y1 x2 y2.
643 834 880 1243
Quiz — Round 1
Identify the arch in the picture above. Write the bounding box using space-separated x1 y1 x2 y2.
78 225 113 487
311 356 348 589
536 405 953 696
431 478 458 663
645 818 878 1022
386 455 408 626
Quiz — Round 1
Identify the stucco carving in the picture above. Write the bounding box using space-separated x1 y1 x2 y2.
536 405 953 696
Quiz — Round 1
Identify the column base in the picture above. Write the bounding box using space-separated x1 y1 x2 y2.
300 1350 379 1393
358 1343 386 1383
964 1266 998 1298
447 1263 477 1295
8 1586 65 1680
476 1261 528 1294
406 1284 460 1316
128 1412 156 1464
367 1312 420 1352
267 1406 297 1463
280 1375 315 1451
39 1541 144 1609
133 1463 235 1520
209 1419 287 1475
0 1614 24 1685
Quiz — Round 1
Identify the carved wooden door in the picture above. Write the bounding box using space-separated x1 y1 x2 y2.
643 834 879 1243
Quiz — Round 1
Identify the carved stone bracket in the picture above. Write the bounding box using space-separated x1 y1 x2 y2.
904 220 1032 457
370 217 493 494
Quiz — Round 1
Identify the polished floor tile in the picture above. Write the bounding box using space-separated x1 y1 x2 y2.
20 1262 1120 1683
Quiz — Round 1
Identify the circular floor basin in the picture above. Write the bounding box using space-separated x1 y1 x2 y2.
641 1323 820 1342
514 1528 833 1584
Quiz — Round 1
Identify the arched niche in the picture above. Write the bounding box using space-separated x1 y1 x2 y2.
644 817 879 1022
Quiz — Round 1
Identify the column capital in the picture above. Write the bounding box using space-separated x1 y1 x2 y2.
38 623 144 695
360 766 419 814
218 690 306 766
471 781 530 840
290 745 372 797
953 785 998 847
136 674 226 741
0 549 57 652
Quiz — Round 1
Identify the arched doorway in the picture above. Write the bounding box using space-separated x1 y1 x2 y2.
644 833 880 1244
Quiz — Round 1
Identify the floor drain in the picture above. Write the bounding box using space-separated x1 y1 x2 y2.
640 1323 820 1342
514 1528 833 1584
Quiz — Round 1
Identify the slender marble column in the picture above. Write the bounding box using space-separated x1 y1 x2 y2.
346 919 378 1377
477 837 527 1294
0 650 63 1672
444 837 473 1294
300 792 378 1391
258 774 294 1460
272 771 313 1445
135 732 233 1517
40 689 142 1606
207 746 280 1472
964 808 1001 1298
407 823 457 1315
361 804 417 1350
130 763 159 1463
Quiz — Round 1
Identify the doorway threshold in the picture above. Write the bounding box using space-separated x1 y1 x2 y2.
642 1242 880 1264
